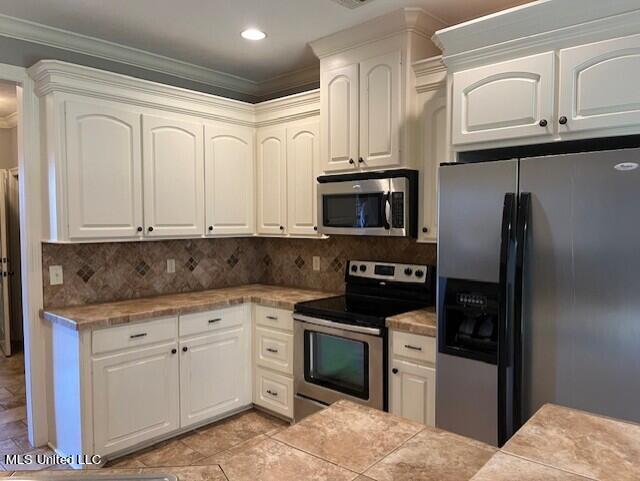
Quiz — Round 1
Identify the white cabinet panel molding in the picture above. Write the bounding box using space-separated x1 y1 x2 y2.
142 115 204 237
204 123 255 236
65 100 143 239
286 119 319 236
256 126 287 235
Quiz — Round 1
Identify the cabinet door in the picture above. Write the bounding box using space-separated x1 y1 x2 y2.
559 33 640 135
179 317 251 428
359 51 401 169
92 343 179 456
65 101 143 239
286 119 319 236
142 115 204 237
256 126 286 235
204 123 255 236
390 358 435 426
452 52 555 146
419 89 447 243
321 64 359 172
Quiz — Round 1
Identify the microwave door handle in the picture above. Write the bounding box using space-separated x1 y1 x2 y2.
383 192 391 229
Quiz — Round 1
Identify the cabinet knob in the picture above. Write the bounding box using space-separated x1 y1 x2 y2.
392 368 399 374
182 346 188 352
348 158 355 164
313 226 318 231
422 227 428 233
279 225 284 231
358 157 364 163
148 226 154 232
559 116 568 125
539 119 548 127
171 348 177 355
137 226 143 232
208 226 213 231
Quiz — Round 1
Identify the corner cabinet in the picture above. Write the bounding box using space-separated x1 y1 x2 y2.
142 115 204 237
321 51 402 172
64 100 144 240
204 123 255 236
256 126 287 235
451 52 555 146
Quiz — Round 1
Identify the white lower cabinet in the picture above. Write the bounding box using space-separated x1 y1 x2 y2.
254 366 294 419
179 307 251 428
92 341 180 456
389 330 436 426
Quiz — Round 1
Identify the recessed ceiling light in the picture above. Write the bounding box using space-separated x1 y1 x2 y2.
241 28 266 41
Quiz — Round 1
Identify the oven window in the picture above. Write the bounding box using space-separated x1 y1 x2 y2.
322 193 384 228
304 331 369 400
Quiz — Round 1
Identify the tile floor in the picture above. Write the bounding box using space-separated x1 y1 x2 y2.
0 351 290 479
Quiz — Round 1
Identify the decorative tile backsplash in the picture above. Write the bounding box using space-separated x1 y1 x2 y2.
42 237 437 308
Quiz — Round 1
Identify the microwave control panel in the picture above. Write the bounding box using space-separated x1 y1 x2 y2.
391 192 404 228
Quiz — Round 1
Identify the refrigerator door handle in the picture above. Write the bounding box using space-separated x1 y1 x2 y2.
513 192 531 431
498 192 516 446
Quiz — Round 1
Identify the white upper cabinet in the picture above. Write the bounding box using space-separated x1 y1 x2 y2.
204 123 255 236
559 33 640 135
256 126 287 235
321 64 359 172
359 51 401 169
286 119 320 236
452 52 555 146
65 101 143 239
142 115 204 237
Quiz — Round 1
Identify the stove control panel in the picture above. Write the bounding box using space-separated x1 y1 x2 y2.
347 260 430 284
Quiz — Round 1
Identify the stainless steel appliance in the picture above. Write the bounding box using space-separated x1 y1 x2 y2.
436 147 640 446
317 169 418 237
294 260 435 421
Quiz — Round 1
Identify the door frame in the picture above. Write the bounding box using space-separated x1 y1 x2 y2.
0 63 47 446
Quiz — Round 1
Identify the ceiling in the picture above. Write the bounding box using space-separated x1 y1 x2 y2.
0 0 534 84
0 82 16 118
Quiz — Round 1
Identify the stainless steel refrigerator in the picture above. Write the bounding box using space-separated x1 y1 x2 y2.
436 148 640 446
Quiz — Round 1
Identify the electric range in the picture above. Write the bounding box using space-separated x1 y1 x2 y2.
292 259 436 420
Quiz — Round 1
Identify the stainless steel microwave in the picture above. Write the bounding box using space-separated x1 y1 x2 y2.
317 169 418 237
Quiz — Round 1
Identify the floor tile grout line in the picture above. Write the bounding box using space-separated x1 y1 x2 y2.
498 451 600 481
356 426 427 477
217 463 230 481
269 437 363 476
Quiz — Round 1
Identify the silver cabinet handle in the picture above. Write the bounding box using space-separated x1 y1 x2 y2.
208 318 222 324
266 389 278 397
266 347 278 353
130 333 147 339
404 344 422 351
266 315 278 320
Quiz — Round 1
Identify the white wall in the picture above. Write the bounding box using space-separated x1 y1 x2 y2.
0 126 17 169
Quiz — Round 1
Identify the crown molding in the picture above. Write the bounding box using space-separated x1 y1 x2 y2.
0 13 319 101
413 55 446 93
0 111 17 128
434 0 640 70
28 60 319 127
310 8 445 59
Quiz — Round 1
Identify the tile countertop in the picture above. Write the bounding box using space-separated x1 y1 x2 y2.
385 306 436 337
40 284 336 331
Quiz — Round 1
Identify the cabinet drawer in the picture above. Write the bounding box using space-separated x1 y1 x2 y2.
254 367 293 419
179 305 244 337
92 316 177 355
392 330 436 364
254 305 293 332
255 326 293 375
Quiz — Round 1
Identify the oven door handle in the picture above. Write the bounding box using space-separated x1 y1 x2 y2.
293 314 382 336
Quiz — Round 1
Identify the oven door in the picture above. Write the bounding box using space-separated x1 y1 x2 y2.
293 315 384 411
317 178 408 236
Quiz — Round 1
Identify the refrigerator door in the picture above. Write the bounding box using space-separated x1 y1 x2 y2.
519 149 640 424
437 160 518 446
439 160 519 283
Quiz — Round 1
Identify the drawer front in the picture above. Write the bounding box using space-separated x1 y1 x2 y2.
392 330 436 364
92 316 178 355
254 305 293 332
255 326 293 375
254 367 293 419
179 305 245 338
